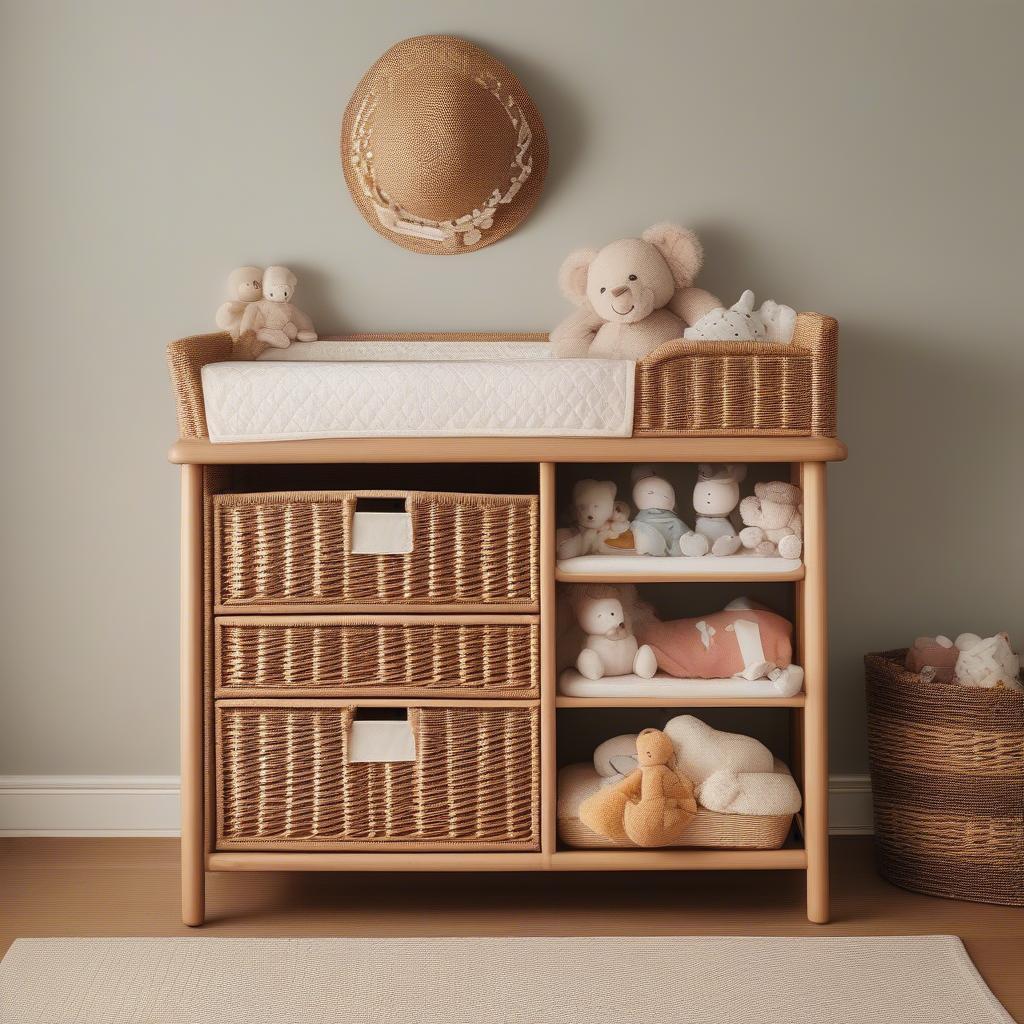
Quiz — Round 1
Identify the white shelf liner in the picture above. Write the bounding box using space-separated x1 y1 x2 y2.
556 554 802 576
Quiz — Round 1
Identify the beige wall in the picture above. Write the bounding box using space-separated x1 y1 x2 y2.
1 0 1021 776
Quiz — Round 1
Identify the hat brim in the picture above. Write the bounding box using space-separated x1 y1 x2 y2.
341 35 548 256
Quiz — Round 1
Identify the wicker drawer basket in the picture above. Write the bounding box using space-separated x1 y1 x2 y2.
215 702 540 851
866 651 1024 906
215 615 539 699
213 490 539 611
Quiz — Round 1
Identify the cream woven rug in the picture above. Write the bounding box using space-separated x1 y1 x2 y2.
0 935 1011 1023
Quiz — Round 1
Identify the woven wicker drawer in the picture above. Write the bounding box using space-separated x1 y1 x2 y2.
215 701 540 851
213 490 539 611
215 615 540 699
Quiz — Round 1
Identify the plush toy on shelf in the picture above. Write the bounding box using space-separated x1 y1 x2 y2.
954 632 1022 691
549 223 721 360
739 481 803 559
215 266 264 342
629 466 693 557
683 289 797 343
571 587 657 680
556 479 633 559
679 463 747 557
237 266 318 350
579 728 698 846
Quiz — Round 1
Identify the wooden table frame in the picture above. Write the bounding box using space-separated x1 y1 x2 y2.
175 436 844 926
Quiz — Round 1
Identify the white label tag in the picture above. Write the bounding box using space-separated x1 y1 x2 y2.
348 720 417 763
351 511 413 554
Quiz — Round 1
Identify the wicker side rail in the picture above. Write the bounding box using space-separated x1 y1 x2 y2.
167 314 838 440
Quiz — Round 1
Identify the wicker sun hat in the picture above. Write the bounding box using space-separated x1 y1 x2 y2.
342 35 548 255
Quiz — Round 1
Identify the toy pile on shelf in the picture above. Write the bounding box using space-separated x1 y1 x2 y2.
905 632 1021 691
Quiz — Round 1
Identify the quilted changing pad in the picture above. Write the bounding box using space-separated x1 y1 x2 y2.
201 340 635 442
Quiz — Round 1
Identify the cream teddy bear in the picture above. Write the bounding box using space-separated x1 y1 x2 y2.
683 289 797 343
572 592 657 680
215 266 264 341
556 479 631 559
739 481 803 559
550 223 721 360
238 266 318 350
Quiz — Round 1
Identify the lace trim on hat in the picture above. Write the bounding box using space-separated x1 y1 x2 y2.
350 72 534 246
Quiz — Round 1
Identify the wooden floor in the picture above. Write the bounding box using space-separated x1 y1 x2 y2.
3 837 1022 1019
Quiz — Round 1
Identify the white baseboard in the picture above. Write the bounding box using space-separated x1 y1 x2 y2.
0 774 875 837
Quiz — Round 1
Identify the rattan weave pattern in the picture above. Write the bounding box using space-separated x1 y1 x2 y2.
215 703 540 850
216 617 539 698
214 490 538 610
865 650 1024 905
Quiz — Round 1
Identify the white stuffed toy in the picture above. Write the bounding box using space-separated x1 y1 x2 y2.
630 467 693 557
215 266 264 341
664 715 802 816
550 223 721 360
593 734 639 785
954 633 1022 691
238 266 318 350
679 463 747 557
739 481 803 559
572 592 657 680
683 290 797 343
556 479 632 559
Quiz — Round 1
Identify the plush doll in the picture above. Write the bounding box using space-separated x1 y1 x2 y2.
579 728 698 846
739 481 803 559
905 636 960 680
571 589 658 680
630 467 693 557
954 633 1022 691
238 266 318 350
679 463 747 557
556 479 632 559
634 601 804 696
664 715 802 816
549 223 721 360
683 289 797 343
215 266 264 341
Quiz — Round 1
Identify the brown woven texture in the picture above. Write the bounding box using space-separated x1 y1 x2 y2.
214 490 538 610
216 617 540 698
865 651 1024 906
215 703 540 850
166 317 838 441
558 809 793 850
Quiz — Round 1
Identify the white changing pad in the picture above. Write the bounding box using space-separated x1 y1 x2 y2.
558 669 804 700
201 339 635 442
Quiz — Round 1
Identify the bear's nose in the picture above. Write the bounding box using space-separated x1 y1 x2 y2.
610 285 630 298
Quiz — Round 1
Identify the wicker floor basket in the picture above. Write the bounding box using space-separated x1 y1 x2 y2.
215 703 540 851
214 490 539 611
865 651 1024 906
215 615 539 698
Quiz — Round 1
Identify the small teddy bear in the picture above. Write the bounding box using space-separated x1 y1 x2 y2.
238 266 318 350
679 463 747 557
682 289 797 343
556 479 632 559
215 266 264 342
739 481 803 559
550 223 721 360
580 728 698 847
630 467 693 557
572 591 657 680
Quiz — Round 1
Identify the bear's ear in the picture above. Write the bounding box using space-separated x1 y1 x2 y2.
598 480 617 498
641 223 704 289
558 248 598 306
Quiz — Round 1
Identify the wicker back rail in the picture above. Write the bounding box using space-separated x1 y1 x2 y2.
167 315 838 440
865 651 1024 906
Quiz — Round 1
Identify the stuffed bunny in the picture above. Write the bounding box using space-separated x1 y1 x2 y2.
683 289 797 343
550 223 721 360
739 481 803 559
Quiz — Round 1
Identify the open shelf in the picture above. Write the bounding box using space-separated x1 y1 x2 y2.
557 670 804 703
556 554 804 583
549 846 807 871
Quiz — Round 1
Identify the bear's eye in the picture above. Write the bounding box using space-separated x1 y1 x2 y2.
599 287 606 293
628 274 637 281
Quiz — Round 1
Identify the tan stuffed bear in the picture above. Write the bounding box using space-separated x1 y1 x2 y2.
550 223 721 360
579 728 697 846
238 266 318 350
739 481 803 559
215 266 264 341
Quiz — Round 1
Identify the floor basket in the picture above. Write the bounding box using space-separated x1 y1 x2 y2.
865 650 1024 906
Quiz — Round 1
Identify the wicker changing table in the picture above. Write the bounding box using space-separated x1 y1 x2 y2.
168 315 845 925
